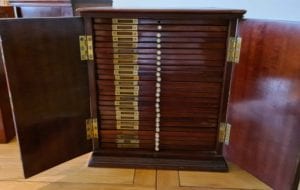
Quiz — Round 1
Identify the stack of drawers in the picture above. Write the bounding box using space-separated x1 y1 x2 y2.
94 17 228 153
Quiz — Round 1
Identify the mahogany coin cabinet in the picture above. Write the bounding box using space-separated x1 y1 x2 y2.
0 8 245 177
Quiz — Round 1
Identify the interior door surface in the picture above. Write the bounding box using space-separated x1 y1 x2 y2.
0 17 91 178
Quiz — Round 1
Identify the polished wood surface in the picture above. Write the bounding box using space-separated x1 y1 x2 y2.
0 6 16 143
0 6 16 17
0 18 91 178
224 19 300 190
0 139 270 189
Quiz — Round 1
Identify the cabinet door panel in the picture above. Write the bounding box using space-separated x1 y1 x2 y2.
0 17 91 178
225 19 300 190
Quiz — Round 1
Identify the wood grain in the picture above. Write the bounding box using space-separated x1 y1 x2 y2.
224 19 300 190
0 139 270 189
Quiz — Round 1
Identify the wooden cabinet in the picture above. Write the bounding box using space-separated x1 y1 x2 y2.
9 0 73 17
0 6 16 143
0 8 245 177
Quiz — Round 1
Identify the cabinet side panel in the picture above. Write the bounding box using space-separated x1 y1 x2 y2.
225 19 300 190
0 17 91 178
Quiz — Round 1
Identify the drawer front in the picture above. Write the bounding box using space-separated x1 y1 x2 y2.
94 17 228 153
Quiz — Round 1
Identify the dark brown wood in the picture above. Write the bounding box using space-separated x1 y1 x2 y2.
0 6 16 143
95 31 228 38
224 19 300 190
89 152 228 172
78 8 246 19
9 0 73 17
0 17 91 178
0 6 16 17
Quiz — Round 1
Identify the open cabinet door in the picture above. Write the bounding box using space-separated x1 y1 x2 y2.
224 19 300 190
0 17 92 178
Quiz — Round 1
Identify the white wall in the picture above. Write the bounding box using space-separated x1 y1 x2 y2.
113 0 300 21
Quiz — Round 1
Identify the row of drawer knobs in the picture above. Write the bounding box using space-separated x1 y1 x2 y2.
155 31 161 152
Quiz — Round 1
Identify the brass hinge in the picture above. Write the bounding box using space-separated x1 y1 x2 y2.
79 35 94 61
86 118 98 140
219 122 232 145
226 37 242 64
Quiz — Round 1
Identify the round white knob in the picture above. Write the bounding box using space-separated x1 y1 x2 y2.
156 39 161 43
156 123 160 127
157 67 161 72
156 33 161 38
156 108 160 113
155 103 160 108
157 25 162 30
156 98 160 103
157 44 161 48
156 72 161 77
157 56 161 60
156 61 161 66
156 127 160 132
156 117 160 123
156 113 161 118
156 83 161 88
157 50 161 55
157 77 162 82
156 88 161 93
155 92 160 97
155 133 159 138
155 147 159 151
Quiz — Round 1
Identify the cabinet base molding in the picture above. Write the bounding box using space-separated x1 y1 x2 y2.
89 151 228 172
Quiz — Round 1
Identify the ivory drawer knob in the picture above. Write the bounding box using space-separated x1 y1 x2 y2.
157 44 161 48
156 83 161 88
157 67 161 72
156 72 161 77
156 127 160 132
155 92 160 97
156 88 161 93
156 123 160 127
156 98 160 103
155 103 160 108
156 33 161 38
156 61 161 66
156 107 160 113
155 147 159 151
157 50 162 55
157 77 162 82
156 38 161 43
156 117 160 122
157 56 161 60
157 25 162 30
155 133 159 138
156 113 161 118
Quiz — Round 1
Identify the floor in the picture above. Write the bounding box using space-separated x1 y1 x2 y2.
0 139 271 190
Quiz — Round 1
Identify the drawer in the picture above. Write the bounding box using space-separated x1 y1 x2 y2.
95 53 225 60
97 65 223 72
100 120 155 131
98 95 155 102
93 18 228 26
98 81 221 92
97 73 223 83
96 59 224 66
94 31 227 38
95 36 226 43
98 99 219 109
100 143 215 151
99 105 155 112
94 24 227 32
95 48 225 54
100 112 155 120
95 42 226 49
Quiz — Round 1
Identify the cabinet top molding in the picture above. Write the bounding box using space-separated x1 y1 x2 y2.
77 7 246 18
